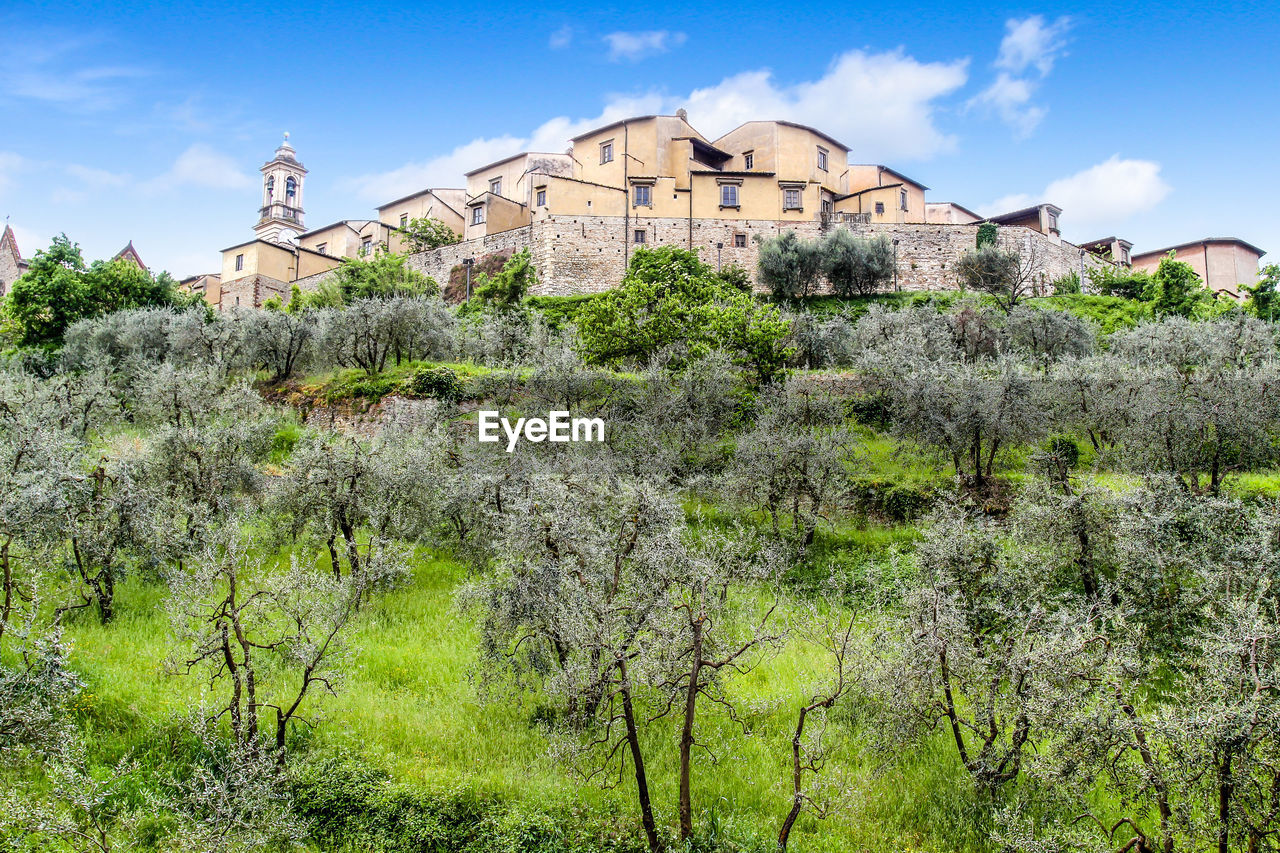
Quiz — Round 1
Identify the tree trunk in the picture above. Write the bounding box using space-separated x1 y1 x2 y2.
619 660 660 853
777 705 810 852
679 619 704 842
1218 749 1233 853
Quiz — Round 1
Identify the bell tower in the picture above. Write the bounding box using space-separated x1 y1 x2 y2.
254 133 307 244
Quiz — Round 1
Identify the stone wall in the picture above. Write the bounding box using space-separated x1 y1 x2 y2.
218 273 290 310
301 395 441 437
0 251 21 296
285 215 1108 302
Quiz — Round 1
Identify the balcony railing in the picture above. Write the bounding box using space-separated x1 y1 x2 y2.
259 205 302 224
819 211 872 228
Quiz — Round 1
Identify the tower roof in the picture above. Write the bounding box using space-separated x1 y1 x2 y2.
262 132 306 171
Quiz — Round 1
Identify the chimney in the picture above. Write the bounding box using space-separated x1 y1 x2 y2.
676 108 688 121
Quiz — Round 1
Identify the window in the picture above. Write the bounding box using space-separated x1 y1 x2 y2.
472 206 485 225
821 196 833 215
1047 212 1058 231
900 189 908 211
734 233 747 248
316 243 327 255
234 253 244 271
817 147 828 171
634 229 646 244
743 151 754 170
783 188 802 210
720 184 739 207
600 140 614 164
361 238 373 256
489 178 501 196
875 202 885 215
266 176 274 200
1121 246 1131 265
399 214 408 228
285 176 296 202
536 188 547 206
633 184 652 207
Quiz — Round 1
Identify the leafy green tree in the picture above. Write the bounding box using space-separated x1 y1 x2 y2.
330 250 438 303
1086 262 1152 300
1147 253 1211 317
578 246 792 382
1243 263 1279 320
473 247 535 309
4 235 195 348
714 263 752 293
756 230 824 301
822 230 894 297
400 216 460 253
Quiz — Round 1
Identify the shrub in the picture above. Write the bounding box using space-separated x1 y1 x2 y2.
332 251 439 303
976 222 998 248
577 246 792 382
755 230 823 301
472 248 536 310
406 366 464 400
822 230 895 298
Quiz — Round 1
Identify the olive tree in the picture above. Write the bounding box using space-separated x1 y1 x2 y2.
465 462 683 853
271 433 416 589
756 230 824 301
130 366 275 549
1002 305 1097 370
955 243 1044 313
0 371 81 758
821 230 894 298
244 307 317 381
728 382 859 548
166 529 367 753
649 527 784 843
887 358 1049 491
319 296 453 373
777 604 860 852
871 507 1083 795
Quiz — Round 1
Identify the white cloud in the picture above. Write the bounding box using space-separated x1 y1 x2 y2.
980 155 1172 234
549 25 573 49
342 95 664 203
683 49 968 160
603 30 686 61
346 48 966 204
967 72 1045 138
145 144 252 193
969 16 1071 138
65 163 128 189
0 36 147 112
996 15 1071 77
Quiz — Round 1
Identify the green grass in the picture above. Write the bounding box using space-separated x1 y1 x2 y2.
50 536 1024 852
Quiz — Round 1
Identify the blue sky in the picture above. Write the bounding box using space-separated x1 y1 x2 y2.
0 0 1276 277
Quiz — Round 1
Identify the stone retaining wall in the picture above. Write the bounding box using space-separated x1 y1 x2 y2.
287 216 1108 302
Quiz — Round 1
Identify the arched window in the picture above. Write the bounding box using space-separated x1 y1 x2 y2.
266 176 274 200
285 177 296 203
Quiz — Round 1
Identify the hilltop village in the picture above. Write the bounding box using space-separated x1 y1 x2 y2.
3 113 1266 307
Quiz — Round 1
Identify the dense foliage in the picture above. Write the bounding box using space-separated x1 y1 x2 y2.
2 234 198 348
5 243 1280 852
576 246 793 382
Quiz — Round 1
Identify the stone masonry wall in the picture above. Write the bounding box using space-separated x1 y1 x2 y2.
286 215 1108 302
218 273 290 310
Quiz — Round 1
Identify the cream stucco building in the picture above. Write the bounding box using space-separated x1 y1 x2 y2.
195 115 1267 308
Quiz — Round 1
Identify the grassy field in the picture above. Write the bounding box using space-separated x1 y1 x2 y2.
54 518 1016 852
